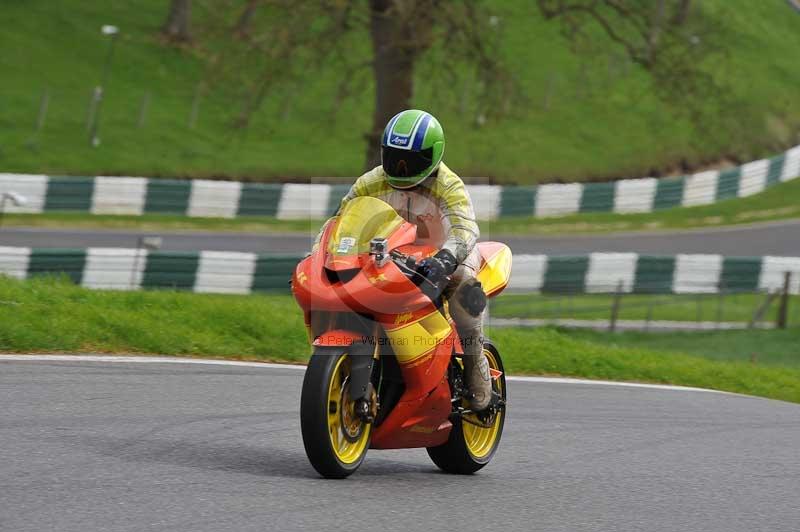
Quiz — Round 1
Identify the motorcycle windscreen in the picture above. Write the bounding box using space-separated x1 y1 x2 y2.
327 197 404 259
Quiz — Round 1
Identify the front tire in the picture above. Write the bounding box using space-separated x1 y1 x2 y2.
300 348 372 478
427 341 506 474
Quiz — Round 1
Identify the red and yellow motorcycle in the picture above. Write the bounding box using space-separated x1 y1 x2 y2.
293 196 512 478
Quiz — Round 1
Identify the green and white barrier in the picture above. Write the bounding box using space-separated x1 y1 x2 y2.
1 145 798 220
1 247 798 296
509 253 800 295
0 247 297 293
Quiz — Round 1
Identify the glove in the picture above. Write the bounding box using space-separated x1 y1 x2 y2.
416 249 458 284
457 279 487 316
434 249 458 275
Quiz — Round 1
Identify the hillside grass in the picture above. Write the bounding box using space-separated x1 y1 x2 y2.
1 1 799 182
1 275 798 403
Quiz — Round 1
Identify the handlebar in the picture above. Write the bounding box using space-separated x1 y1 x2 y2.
388 250 450 297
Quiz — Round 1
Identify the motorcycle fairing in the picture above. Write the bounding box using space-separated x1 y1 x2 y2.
369 303 456 449
476 242 513 297
325 197 406 258
293 226 438 316
379 305 452 366
312 329 364 347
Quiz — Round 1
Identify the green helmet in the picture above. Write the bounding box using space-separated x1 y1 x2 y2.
381 109 445 189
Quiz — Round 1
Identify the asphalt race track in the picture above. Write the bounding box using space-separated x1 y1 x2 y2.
1 357 798 532
0 227 317 254
2 219 800 255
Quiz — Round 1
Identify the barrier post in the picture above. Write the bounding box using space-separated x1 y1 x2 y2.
542 71 557 110
777 272 791 329
645 297 654 331
750 291 778 329
137 90 151 128
86 88 99 133
695 294 703 322
188 83 202 129
715 281 726 330
0 194 6 228
89 25 120 147
130 236 162 289
36 88 50 131
609 280 623 332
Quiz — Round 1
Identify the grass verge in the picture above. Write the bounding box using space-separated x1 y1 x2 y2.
490 327 800 403
1 275 798 403
491 292 800 325
561 329 800 369
3 176 800 235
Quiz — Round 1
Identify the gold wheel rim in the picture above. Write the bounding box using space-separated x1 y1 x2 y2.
462 348 504 459
327 355 371 464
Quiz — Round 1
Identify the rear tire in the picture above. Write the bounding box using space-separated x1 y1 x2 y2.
426 341 506 474
300 348 372 478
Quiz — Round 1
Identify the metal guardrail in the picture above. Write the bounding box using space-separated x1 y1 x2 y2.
508 253 800 295
1 145 798 220
0 247 297 293
1 248 798 296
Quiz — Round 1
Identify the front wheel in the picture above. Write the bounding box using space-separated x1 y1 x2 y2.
300 348 372 478
427 340 506 474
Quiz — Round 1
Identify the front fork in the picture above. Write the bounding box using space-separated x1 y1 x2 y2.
347 341 378 423
307 310 381 423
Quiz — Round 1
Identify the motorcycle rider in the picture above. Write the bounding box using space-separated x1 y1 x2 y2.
319 109 492 411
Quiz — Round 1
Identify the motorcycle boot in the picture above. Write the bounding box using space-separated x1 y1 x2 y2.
448 274 492 411
461 347 492 411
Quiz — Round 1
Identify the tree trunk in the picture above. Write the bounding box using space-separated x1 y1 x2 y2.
162 0 192 42
671 0 692 25
233 0 261 38
364 0 416 170
647 0 667 63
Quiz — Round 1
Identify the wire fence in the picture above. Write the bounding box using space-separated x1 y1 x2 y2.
2 85 248 137
495 254 800 331
4 50 637 143
489 289 799 332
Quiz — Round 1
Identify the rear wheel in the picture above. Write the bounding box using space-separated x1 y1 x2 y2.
426 341 506 474
300 348 372 478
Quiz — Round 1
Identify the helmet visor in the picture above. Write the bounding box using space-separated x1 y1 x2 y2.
382 146 434 180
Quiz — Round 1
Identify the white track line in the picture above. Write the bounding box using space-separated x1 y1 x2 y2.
0 354 307 370
506 375 727 394
0 354 729 395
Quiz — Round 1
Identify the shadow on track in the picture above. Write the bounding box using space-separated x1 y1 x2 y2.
81 435 437 479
